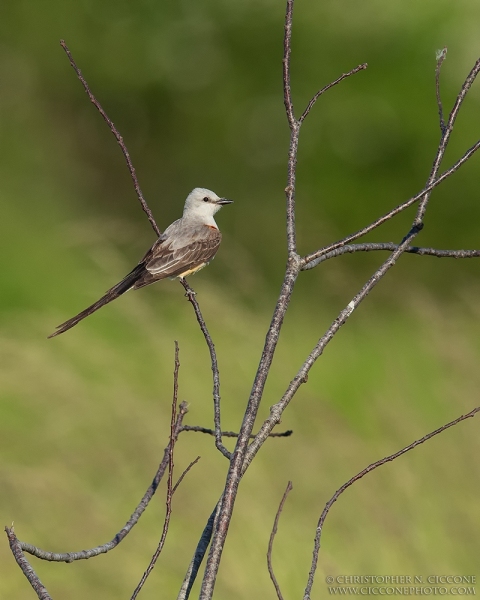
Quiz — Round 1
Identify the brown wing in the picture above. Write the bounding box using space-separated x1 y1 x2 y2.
133 226 222 289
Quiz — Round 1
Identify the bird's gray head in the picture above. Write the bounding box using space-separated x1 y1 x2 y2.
183 188 233 222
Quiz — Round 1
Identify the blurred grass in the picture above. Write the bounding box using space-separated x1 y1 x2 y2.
1 0 480 597
1 277 480 598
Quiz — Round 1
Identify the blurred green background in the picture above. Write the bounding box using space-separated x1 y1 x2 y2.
1 0 480 597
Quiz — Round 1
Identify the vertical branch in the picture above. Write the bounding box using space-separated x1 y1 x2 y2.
130 342 180 599
180 279 230 459
435 47 447 134
5 527 52 600
283 0 296 129
283 0 299 257
199 2 368 596
199 3 302 596
267 482 293 600
199 266 299 599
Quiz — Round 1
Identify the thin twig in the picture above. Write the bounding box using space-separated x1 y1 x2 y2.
20 401 188 562
283 0 296 129
181 425 293 438
302 243 480 269
301 140 480 270
131 342 181 599
172 456 201 495
60 40 161 237
5 527 52 600
267 482 293 600
283 0 300 256
435 48 448 134
299 63 367 123
415 55 480 225
302 136 480 268
303 406 480 599
180 279 230 459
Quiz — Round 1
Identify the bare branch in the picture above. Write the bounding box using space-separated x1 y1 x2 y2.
200 4 480 596
60 40 161 237
415 55 480 225
5 527 52 600
200 261 300 597
172 456 201 495
283 0 300 256
302 243 480 269
299 63 368 123
181 425 293 438
180 279 230 459
246 229 422 468
435 48 448 134
20 401 188 563
131 342 181 599
283 0 296 129
267 482 293 600
181 463 291 600
303 406 480 599
302 136 480 268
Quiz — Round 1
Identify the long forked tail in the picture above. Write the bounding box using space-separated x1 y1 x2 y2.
48 265 144 338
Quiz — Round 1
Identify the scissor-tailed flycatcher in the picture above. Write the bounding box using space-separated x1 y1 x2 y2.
49 188 233 338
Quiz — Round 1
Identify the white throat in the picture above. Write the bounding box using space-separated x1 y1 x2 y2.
183 204 220 228
202 214 218 228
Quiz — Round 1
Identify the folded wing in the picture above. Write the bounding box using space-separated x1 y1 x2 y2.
133 225 222 288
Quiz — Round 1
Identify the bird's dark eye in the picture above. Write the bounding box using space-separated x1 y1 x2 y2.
203 197 209 202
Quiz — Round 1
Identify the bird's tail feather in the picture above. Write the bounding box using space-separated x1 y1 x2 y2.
48 265 144 338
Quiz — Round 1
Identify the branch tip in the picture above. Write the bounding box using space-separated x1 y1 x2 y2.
60 39 161 237
268 481 293 600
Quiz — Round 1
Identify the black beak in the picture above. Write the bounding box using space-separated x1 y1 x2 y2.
217 198 233 205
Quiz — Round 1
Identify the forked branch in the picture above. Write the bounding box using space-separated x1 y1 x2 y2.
302 136 480 268
5 527 52 600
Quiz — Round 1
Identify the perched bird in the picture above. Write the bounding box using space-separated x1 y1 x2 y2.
49 188 233 338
